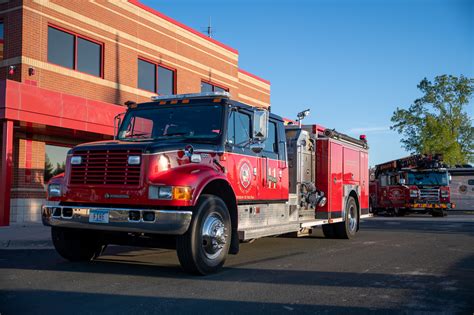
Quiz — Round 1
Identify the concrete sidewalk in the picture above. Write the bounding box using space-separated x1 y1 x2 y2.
0 223 52 249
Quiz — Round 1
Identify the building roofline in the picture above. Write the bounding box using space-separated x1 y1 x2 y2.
238 68 271 85
128 0 239 55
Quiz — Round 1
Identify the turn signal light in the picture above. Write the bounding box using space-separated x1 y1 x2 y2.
172 186 192 201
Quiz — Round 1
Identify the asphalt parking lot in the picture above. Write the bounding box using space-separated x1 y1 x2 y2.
1 214 473 314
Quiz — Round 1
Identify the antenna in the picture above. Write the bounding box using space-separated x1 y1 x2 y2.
207 16 213 38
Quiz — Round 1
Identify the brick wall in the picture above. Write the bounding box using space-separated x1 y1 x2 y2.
0 0 23 82
13 0 270 107
11 137 46 198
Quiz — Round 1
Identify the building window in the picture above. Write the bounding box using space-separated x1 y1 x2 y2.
158 65 175 95
138 59 156 93
138 58 176 95
0 21 4 60
47 26 103 77
201 81 228 93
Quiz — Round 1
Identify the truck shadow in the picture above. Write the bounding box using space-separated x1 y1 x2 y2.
0 288 397 315
1 248 473 291
1 251 473 314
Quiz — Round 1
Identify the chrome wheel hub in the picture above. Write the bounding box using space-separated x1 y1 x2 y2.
348 205 357 232
202 213 227 260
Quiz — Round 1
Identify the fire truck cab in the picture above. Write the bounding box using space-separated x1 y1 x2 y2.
42 92 371 274
369 154 454 217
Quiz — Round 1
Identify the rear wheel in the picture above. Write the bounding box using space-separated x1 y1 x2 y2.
51 227 105 262
333 196 358 239
176 195 231 275
394 208 406 217
432 209 448 217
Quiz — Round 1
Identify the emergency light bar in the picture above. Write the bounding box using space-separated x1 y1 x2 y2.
151 91 231 102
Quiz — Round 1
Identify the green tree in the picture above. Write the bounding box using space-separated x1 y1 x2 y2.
44 154 54 182
391 75 474 166
53 162 66 176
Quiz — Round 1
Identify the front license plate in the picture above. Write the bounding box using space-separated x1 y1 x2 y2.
89 209 109 223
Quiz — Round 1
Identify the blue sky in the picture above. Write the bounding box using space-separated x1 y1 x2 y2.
142 0 473 166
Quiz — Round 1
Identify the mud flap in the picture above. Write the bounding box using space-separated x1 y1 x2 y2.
229 227 239 255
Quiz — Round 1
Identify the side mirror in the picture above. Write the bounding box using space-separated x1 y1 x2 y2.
399 178 406 185
448 174 452 184
252 109 269 142
250 143 264 154
113 113 125 140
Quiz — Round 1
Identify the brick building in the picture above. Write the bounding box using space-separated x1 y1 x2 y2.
0 0 271 226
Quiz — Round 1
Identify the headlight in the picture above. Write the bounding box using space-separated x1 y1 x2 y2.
440 190 449 198
149 186 172 200
48 184 61 197
149 185 191 200
128 155 141 165
71 156 82 165
409 189 418 198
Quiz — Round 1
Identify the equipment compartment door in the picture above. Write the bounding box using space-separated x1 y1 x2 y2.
330 142 343 216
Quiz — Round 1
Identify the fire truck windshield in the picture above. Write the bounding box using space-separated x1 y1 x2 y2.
407 171 448 186
118 104 223 142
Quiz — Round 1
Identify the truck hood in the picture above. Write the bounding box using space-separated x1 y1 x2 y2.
71 139 222 154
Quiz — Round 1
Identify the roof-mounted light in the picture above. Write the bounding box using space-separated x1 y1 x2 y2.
151 91 231 102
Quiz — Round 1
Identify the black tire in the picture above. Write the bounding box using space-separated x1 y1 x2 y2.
176 194 231 275
322 224 335 238
333 196 358 239
432 209 447 217
51 227 105 262
394 208 405 217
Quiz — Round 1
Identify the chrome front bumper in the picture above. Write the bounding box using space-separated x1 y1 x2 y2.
42 205 192 235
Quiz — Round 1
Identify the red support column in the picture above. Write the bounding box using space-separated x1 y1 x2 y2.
0 120 13 226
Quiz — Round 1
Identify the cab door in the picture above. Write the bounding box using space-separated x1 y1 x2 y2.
259 120 283 201
225 109 259 202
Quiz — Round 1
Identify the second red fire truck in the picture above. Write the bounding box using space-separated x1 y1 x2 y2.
369 154 455 217
42 92 371 274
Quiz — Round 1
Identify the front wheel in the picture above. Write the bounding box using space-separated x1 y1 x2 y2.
176 195 231 275
333 196 358 239
51 227 105 262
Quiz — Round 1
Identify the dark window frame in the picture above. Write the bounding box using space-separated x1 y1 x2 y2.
137 56 177 95
47 24 104 78
201 80 229 93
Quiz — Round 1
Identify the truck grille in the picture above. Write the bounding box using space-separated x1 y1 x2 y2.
70 150 142 186
419 188 440 202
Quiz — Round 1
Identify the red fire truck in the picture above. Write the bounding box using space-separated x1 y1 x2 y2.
369 154 455 217
42 92 371 274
